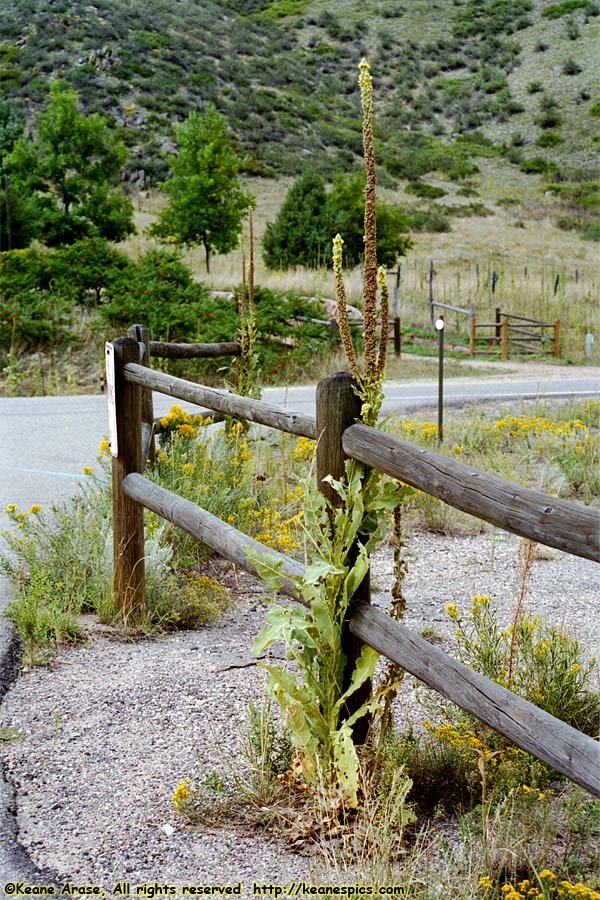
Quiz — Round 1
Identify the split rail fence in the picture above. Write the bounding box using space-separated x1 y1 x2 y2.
106 325 600 798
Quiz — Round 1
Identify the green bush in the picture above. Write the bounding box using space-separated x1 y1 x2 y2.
541 0 590 17
262 170 334 269
537 110 563 129
582 220 600 241
404 205 451 232
563 57 582 75
250 286 336 381
0 248 77 350
385 133 480 181
406 182 447 199
100 248 216 342
262 169 412 271
536 130 564 147
520 157 558 175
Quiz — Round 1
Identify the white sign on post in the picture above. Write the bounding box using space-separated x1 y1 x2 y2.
105 342 118 458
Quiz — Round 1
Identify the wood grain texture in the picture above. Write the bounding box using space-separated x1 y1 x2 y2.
316 372 370 742
343 424 599 561
111 338 145 625
128 325 155 467
149 340 241 359
122 473 304 600
124 363 317 439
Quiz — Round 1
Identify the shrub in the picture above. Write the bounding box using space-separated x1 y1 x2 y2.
541 0 589 18
582 220 600 241
99 247 217 342
0 247 78 350
447 595 599 735
562 57 582 75
406 182 447 199
537 109 563 129
405 205 451 232
385 132 480 181
536 130 564 147
262 170 334 269
520 157 558 175
262 169 412 271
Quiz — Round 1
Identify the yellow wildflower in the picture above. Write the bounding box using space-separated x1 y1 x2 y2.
177 424 195 438
82 466 94 476
28 504 41 514
3 504 17 514
445 603 459 619
171 779 191 811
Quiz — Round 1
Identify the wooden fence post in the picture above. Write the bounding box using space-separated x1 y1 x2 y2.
316 372 371 743
330 318 339 351
128 324 155 467
495 307 501 343
111 337 145 626
501 318 509 360
469 316 476 356
393 316 401 358
553 318 561 358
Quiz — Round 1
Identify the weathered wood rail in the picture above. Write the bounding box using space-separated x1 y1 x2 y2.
343 425 598 561
108 329 600 798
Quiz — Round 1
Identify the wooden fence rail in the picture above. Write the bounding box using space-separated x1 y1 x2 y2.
117 473 600 798
123 362 317 440
149 340 241 359
343 425 599 562
108 332 600 798
349 606 599 797
293 314 402 357
122 357 599 563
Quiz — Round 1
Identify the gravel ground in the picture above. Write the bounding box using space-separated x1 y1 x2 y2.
1 531 598 894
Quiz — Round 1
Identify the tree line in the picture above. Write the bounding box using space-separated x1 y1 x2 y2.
1 82 412 273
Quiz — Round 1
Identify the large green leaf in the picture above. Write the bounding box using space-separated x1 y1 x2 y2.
332 723 360 807
334 643 379 717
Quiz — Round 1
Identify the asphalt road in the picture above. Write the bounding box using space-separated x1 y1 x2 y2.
0 367 598 526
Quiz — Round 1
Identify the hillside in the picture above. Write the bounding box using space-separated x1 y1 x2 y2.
1 0 599 187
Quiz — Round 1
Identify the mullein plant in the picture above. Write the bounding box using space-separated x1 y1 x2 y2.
251 60 414 812
236 212 259 402
332 58 389 427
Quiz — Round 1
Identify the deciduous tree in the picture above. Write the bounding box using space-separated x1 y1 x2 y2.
150 107 255 272
5 82 134 246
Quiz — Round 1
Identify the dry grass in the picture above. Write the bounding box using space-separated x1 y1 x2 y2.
121 175 599 364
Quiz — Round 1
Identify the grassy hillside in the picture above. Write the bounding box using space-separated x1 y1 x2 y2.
1 0 598 185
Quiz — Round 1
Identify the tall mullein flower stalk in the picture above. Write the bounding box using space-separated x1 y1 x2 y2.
333 233 359 380
333 59 388 427
237 212 257 404
359 58 378 387
376 265 389 379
